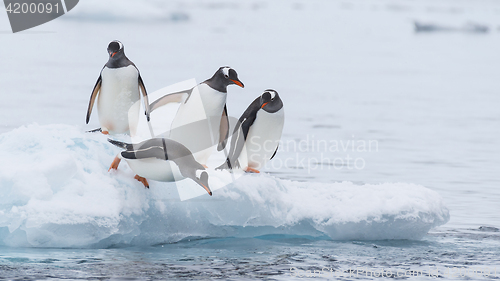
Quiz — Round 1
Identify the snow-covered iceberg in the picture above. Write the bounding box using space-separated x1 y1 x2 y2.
0 124 449 247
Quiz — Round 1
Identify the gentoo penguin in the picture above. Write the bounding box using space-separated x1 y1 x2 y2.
108 138 212 196
149 66 244 166
217 89 284 173
86 40 151 135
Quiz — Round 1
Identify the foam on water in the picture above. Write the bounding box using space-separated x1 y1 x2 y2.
0 124 449 248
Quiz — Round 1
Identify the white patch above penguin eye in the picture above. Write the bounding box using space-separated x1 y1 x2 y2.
262 91 276 100
222 67 230 78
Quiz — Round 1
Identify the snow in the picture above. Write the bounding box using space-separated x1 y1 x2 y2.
0 124 448 247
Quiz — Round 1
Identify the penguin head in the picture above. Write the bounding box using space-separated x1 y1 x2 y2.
205 67 244 92
219 66 244 88
107 40 124 58
259 89 283 113
194 170 212 196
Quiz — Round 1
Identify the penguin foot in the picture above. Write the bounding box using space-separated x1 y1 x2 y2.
108 156 121 171
134 175 149 188
245 167 260 173
102 130 109 135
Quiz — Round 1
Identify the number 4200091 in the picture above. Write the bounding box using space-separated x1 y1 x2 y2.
6 2 60 14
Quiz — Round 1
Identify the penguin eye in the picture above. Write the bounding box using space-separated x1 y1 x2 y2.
224 74 229 78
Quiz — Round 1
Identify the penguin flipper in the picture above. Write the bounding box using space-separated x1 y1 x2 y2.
87 128 102 133
217 104 229 151
86 75 102 124
122 146 167 160
216 159 240 170
270 145 279 160
149 89 192 112
138 75 151 122
224 116 255 169
108 138 133 150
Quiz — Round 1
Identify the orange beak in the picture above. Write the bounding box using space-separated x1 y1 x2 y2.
230 79 244 88
111 52 117 57
261 102 268 109
201 184 212 196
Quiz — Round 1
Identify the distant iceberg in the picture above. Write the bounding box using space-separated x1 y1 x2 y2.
414 21 489 34
0 124 449 248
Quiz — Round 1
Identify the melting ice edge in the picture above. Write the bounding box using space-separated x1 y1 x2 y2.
0 124 449 248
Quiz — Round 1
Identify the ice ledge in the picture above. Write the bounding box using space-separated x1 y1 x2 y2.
0 124 449 247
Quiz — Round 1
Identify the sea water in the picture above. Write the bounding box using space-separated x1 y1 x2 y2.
1 0 499 280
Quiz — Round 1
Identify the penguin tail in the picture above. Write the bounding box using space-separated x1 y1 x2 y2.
215 163 229 170
107 139 133 150
216 159 239 170
86 128 102 133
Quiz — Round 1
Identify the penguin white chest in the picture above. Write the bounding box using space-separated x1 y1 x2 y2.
198 83 227 119
125 158 184 182
241 108 285 170
170 83 227 165
98 65 140 134
172 84 227 126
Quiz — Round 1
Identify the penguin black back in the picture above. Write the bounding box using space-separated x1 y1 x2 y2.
218 89 283 170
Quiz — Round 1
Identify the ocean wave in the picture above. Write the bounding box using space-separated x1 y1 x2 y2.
0 124 449 247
